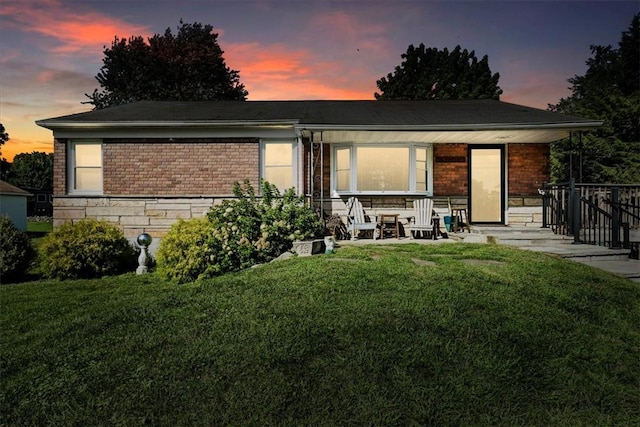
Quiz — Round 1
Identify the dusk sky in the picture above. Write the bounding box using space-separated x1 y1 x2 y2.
1 0 638 161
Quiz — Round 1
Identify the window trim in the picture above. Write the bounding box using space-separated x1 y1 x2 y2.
68 140 103 195
331 143 433 196
260 139 298 192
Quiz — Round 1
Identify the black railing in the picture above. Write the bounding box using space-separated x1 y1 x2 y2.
542 180 640 258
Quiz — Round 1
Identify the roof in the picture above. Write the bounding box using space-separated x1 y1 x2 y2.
36 100 602 130
0 180 32 196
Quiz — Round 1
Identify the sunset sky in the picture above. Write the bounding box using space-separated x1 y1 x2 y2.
1 0 638 161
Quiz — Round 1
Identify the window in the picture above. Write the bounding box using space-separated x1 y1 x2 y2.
335 147 351 192
69 141 102 194
262 141 295 191
415 147 428 192
36 194 47 203
332 144 432 195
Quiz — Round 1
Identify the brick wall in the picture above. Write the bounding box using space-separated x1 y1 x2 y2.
53 138 66 196
508 143 550 196
433 144 468 196
103 139 260 195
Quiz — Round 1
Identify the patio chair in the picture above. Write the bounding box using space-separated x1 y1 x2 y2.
408 198 436 239
345 197 378 241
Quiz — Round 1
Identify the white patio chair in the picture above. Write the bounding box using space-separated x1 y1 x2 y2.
345 197 378 241
408 198 436 239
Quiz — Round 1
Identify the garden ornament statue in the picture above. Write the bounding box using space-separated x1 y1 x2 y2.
136 232 152 274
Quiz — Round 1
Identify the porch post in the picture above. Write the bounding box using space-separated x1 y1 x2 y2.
569 178 581 244
578 132 583 183
611 187 620 249
541 182 548 228
568 132 573 181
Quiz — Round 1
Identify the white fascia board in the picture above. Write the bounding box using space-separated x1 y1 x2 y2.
298 121 604 132
35 120 298 130
40 122 299 140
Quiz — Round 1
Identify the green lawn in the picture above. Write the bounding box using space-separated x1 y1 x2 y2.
26 220 53 233
1 243 639 425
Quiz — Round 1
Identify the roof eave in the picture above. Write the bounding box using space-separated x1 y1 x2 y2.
35 120 300 130
297 121 604 132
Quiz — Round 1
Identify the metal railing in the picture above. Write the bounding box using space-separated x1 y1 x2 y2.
541 180 640 258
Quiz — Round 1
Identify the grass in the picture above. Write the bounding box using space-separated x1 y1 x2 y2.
1 243 639 425
26 220 53 233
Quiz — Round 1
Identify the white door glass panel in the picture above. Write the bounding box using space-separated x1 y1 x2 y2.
356 147 409 191
470 149 502 222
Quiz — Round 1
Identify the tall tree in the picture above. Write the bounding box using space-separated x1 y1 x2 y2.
86 21 248 109
375 44 502 100
6 152 54 189
549 13 640 183
0 123 8 158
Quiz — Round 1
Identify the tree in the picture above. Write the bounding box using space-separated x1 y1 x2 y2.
85 21 248 109
375 44 502 100
549 13 640 183
0 123 8 158
6 152 53 189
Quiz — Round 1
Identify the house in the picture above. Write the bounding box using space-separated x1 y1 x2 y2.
22 187 53 217
36 100 601 240
0 180 32 231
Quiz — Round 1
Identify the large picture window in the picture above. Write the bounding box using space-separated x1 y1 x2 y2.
262 141 295 191
69 141 102 194
332 144 432 195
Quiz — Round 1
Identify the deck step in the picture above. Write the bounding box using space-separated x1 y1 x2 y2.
572 259 640 282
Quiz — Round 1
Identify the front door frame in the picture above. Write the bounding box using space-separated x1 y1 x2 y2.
468 144 505 224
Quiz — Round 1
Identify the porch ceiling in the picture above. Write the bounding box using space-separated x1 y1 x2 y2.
310 129 571 144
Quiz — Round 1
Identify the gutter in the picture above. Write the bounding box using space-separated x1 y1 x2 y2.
295 121 604 132
35 120 300 131
36 119 604 133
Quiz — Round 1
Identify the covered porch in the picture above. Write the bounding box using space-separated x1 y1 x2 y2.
301 126 594 230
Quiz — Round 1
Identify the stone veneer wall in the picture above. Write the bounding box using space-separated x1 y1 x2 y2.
53 197 219 240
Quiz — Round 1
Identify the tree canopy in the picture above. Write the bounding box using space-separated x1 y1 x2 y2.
85 21 248 109
4 152 53 189
549 13 640 183
375 44 502 100
0 123 8 158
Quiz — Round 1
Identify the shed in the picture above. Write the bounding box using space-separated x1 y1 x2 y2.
0 180 32 231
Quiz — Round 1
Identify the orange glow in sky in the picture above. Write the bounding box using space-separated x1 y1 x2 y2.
1 0 636 162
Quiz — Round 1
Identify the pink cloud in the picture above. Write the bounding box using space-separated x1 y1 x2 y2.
0 0 150 55
225 42 376 100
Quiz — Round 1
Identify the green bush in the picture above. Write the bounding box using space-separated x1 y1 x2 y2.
157 180 324 283
38 219 137 280
155 217 223 283
0 216 36 283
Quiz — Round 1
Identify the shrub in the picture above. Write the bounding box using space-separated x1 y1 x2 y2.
157 180 324 283
38 219 137 280
0 216 36 283
206 180 323 265
155 217 224 283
